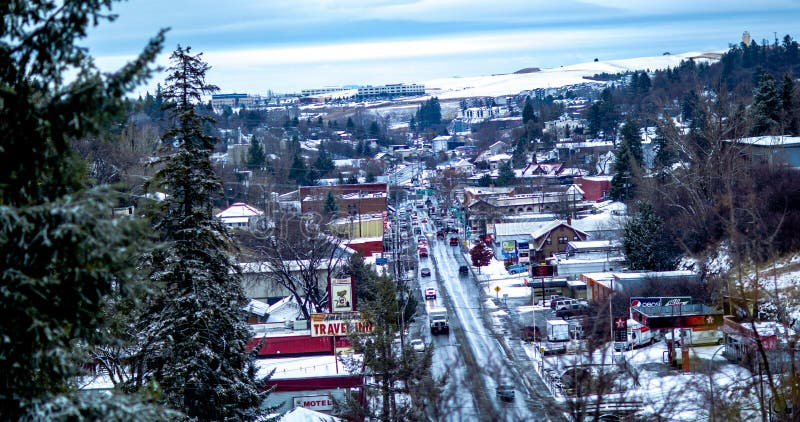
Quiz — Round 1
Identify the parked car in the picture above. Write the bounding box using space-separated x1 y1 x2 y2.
424 287 437 299
551 298 587 311
418 247 428 258
420 267 431 277
507 264 529 274
449 237 459 246
410 339 426 352
459 265 469 275
496 380 515 402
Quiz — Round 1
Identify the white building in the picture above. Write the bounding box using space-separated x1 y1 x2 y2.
216 202 264 230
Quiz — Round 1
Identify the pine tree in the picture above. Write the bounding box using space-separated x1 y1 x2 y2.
289 153 308 186
341 274 435 421
323 191 339 217
346 116 355 132
751 72 781 135
496 161 516 186
135 46 270 420
313 144 335 176
622 201 680 271
781 73 799 135
522 97 535 124
0 1 176 419
609 119 643 201
247 138 266 168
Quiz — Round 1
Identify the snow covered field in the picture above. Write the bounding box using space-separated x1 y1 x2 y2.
422 51 722 99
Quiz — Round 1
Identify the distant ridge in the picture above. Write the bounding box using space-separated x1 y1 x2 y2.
513 67 541 74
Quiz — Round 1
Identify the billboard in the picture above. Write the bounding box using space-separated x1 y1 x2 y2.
530 265 555 277
501 240 517 253
630 297 691 308
331 276 354 313
310 312 373 337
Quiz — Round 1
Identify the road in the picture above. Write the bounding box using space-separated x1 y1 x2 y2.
410 206 552 421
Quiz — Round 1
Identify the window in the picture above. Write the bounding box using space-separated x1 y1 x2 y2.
558 236 568 244
546 237 552 245
573 236 580 241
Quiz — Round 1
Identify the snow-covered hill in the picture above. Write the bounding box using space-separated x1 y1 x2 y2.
422 51 722 99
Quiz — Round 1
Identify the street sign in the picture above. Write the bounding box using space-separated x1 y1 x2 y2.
375 257 388 265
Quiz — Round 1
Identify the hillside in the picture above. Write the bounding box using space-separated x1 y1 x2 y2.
421 51 722 99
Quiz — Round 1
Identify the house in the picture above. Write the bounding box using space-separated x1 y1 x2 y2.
529 219 588 262
486 153 512 170
215 202 264 230
431 135 453 153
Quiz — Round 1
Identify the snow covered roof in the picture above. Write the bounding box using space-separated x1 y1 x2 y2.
255 355 363 380
487 153 512 162
277 407 343 422
216 202 263 219
725 135 800 147
244 299 270 317
494 221 552 237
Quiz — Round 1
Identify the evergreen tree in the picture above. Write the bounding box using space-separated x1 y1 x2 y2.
365 172 377 183
609 119 642 201
622 201 680 271
323 191 339 217
346 116 355 132
781 72 799 135
247 138 266 168
496 161 516 186
0 2 173 419
751 72 781 135
368 121 381 138
477 173 493 187
341 274 435 421
289 153 309 186
653 118 676 169
522 97 535 124
415 97 442 130
136 46 270 420
313 144 335 176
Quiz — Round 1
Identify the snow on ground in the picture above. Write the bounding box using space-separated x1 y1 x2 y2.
423 51 721 99
473 257 534 300
520 339 758 421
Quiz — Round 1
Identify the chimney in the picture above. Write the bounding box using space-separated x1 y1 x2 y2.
567 217 572 226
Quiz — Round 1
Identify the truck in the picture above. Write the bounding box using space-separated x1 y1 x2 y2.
427 302 449 335
614 319 659 351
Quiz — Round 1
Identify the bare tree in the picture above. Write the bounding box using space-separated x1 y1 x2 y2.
243 210 350 319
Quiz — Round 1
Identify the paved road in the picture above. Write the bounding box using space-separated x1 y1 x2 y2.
414 209 554 421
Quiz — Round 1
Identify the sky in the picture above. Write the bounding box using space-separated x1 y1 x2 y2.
83 0 800 96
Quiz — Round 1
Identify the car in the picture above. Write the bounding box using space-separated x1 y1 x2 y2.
418 248 428 258
421 218 428 223
507 264 528 274
496 380 515 402
459 265 469 275
424 287 437 299
449 237 459 246
420 267 431 277
410 339 425 352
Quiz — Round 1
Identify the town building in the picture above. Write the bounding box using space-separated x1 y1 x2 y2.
215 202 264 230
299 183 388 216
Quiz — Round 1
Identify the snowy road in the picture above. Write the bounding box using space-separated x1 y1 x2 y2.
415 213 551 421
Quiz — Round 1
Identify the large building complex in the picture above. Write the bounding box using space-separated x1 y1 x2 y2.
301 83 425 98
